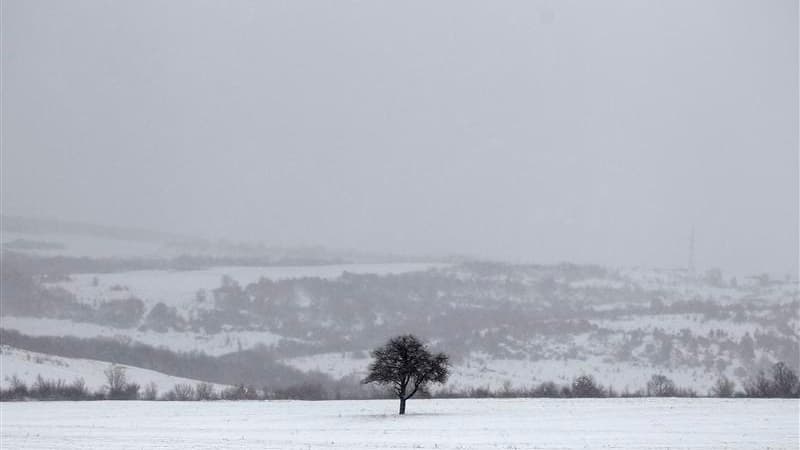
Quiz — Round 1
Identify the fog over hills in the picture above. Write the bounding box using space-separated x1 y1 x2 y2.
1 217 797 397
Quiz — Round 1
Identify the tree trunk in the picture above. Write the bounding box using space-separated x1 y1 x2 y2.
399 397 406 415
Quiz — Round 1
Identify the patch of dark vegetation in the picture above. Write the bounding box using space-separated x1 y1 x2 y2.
0 264 146 328
0 329 320 389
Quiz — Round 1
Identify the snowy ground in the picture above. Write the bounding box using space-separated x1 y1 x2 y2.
0 346 226 392
0 398 797 449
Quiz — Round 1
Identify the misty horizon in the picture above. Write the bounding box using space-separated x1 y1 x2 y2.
2 0 798 276
0 212 795 280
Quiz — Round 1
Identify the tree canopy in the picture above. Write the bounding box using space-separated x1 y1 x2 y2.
363 334 449 414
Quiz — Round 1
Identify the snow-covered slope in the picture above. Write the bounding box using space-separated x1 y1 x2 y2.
0 345 226 392
3 256 796 394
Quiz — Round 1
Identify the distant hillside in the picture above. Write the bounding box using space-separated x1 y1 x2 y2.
1 256 797 394
1 215 191 244
0 215 434 263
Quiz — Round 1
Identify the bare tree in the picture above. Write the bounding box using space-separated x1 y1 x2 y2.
143 382 159 401
8 375 28 398
646 374 676 397
744 370 773 398
170 383 195 401
70 377 88 399
362 335 449 414
104 365 130 399
571 374 604 397
710 376 736 397
195 382 216 400
770 362 799 397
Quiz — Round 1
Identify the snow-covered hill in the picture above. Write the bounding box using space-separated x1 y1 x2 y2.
0 345 227 392
2 223 797 394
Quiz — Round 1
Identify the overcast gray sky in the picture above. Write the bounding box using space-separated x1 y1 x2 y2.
2 0 797 275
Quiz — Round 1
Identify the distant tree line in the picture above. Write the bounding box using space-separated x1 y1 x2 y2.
3 361 797 402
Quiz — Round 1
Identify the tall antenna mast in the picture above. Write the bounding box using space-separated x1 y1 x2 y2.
688 226 696 276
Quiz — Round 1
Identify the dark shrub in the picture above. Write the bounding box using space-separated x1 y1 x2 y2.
195 382 216 400
771 362 799 397
143 302 185 332
95 298 145 328
571 374 604 397
168 383 195 401
710 376 736 397
646 374 677 397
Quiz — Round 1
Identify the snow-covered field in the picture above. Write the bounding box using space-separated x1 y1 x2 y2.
1 398 797 449
0 346 225 392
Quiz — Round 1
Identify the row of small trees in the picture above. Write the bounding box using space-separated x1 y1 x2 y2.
436 363 798 399
0 369 138 402
0 366 325 402
2 362 797 402
1 361 372 401
434 370 783 399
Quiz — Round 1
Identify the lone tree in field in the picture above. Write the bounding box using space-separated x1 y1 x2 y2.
363 335 449 415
